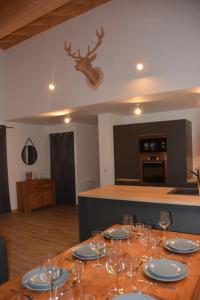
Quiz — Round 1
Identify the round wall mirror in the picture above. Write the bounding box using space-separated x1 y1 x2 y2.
21 138 37 165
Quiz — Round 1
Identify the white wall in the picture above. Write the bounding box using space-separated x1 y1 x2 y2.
98 113 122 186
4 0 200 120
98 108 200 185
5 122 50 210
76 123 100 192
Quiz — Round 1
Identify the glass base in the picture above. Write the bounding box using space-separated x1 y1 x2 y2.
108 286 124 296
92 262 104 268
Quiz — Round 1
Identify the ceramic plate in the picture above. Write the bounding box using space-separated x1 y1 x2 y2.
104 228 131 239
73 244 106 260
74 244 97 258
22 268 68 291
148 259 185 278
164 239 200 254
167 238 198 251
112 293 155 300
143 262 188 282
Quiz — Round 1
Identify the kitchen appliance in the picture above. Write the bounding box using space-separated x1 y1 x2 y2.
139 136 167 183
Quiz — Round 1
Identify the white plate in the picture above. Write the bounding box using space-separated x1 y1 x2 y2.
143 261 188 282
148 259 185 278
104 228 131 239
112 293 155 300
22 268 68 291
73 244 106 260
167 238 198 251
164 239 200 254
74 244 97 258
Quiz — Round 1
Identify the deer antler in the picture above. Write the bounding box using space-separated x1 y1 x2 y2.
87 26 105 57
64 42 82 59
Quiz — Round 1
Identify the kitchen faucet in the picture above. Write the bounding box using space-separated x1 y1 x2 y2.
190 168 200 195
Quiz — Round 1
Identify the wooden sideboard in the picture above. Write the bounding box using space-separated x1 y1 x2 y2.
17 179 56 212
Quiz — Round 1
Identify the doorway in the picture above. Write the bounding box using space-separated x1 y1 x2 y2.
50 132 76 205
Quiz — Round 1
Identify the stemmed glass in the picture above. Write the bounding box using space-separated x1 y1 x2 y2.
90 231 106 268
158 210 171 239
72 260 85 283
123 215 133 245
105 251 125 296
125 255 140 292
41 255 62 300
139 225 152 261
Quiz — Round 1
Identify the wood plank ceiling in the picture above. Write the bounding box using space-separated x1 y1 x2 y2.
0 0 111 50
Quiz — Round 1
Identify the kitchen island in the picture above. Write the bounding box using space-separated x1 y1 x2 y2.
78 185 200 241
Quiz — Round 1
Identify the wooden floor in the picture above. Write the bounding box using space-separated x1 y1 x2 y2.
0 205 79 279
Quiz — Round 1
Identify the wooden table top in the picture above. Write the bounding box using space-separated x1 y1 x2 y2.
1 226 200 300
78 185 200 206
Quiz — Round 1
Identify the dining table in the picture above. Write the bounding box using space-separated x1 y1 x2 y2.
0 225 200 300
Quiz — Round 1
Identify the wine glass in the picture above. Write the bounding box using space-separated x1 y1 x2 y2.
90 231 106 268
158 210 171 239
105 251 125 296
125 255 140 292
150 232 161 258
139 225 152 261
123 215 133 245
135 223 144 237
41 255 62 300
72 260 85 283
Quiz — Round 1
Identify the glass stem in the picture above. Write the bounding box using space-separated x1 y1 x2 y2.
163 228 166 239
115 272 119 291
51 281 54 300
97 252 100 266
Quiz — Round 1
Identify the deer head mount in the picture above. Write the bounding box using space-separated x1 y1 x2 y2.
64 27 105 89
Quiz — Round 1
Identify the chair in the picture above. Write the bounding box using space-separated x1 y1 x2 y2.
0 237 9 284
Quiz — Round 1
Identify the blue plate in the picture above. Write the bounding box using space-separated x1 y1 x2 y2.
166 238 198 251
22 268 68 291
143 261 188 282
164 239 200 254
112 293 155 299
73 244 106 260
148 259 186 278
104 228 131 240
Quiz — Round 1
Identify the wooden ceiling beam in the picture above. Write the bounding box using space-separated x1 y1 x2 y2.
0 0 111 50
0 0 72 39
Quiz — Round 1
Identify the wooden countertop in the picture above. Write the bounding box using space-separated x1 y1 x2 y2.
78 185 200 206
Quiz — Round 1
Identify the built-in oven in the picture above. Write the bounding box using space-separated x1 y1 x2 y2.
139 136 167 183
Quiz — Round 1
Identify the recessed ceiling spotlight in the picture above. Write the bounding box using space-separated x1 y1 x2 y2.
64 115 71 123
136 63 144 71
134 104 142 115
48 83 55 91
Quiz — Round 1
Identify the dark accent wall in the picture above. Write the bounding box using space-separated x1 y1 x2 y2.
113 119 192 186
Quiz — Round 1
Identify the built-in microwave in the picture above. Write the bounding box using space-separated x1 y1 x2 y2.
139 136 167 153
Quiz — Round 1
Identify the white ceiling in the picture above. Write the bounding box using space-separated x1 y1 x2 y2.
10 87 200 125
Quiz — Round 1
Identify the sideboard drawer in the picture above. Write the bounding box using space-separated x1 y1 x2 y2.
30 193 42 209
17 179 55 212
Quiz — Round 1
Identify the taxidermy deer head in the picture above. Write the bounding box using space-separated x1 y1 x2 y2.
64 27 105 89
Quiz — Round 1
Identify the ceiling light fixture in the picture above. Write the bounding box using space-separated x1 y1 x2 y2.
134 104 142 115
48 83 55 91
64 115 71 123
136 63 144 71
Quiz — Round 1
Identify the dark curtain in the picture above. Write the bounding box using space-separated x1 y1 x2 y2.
0 126 11 214
50 132 76 205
